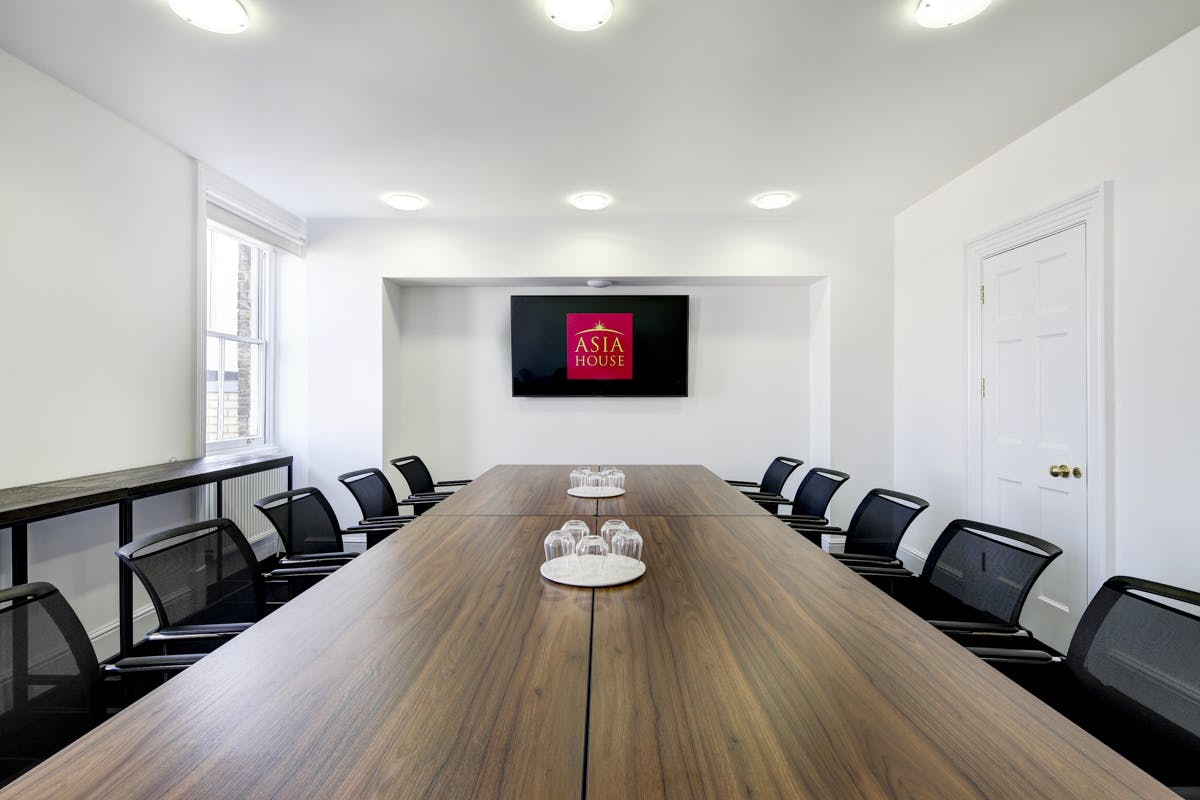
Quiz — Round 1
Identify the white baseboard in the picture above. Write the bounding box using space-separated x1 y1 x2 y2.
88 603 158 662
897 543 928 574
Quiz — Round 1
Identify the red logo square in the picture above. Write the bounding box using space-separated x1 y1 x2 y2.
567 313 633 380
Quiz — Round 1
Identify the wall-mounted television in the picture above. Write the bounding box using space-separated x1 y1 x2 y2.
511 295 689 397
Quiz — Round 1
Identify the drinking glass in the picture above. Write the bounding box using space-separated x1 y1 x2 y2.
543 529 575 562
606 469 625 490
587 473 605 489
576 533 610 577
561 519 591 546
570 467 591 489
600 519 628 548
611 528 643 561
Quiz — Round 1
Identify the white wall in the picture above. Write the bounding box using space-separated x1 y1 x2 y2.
0 47 196 651
306 216 894 526
893 27 1200 591
383 283 811 484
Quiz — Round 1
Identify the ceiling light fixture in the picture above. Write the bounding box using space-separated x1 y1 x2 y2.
587 279 613 288
571 192 610 211
545 0 613 32
913 0 992 28
753 192 794 210
383 193 427 211
168 0 249 34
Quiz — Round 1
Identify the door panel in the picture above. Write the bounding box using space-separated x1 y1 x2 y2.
981 224 1087 652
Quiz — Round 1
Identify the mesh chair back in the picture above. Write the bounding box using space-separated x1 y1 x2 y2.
254 487 346 557
791 467 850 518
338 468 400 519
922 519 1061 626
843 489 930 558
390 455 437 496
1065 576 1200 785
759 456 804 496
116 519 265 630
1 582 101 785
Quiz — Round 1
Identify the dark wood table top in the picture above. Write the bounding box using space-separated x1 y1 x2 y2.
3 468 1174 799
596 465 771 516
588 515 1174 799
1 515 591 800
0 452 292 527
424 464 598 517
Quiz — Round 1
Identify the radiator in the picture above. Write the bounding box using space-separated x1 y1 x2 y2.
201 466 289 557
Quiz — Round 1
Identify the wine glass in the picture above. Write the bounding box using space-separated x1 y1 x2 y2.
611 528 643 561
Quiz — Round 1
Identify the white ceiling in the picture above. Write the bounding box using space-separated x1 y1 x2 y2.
2 1 1198 220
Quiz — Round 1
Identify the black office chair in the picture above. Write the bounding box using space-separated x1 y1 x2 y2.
751 466 850 526
791 488 930 567
337 467 418 527
389 455 472 515
255 487 402 566
851 519 1062 641
969 576 1200 796
0 582 202 786
725 456 804 513
116 518 337 651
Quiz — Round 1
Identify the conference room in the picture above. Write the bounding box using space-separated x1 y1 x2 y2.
2 0 1200 796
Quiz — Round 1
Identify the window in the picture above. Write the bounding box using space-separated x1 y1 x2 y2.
205 223 272 451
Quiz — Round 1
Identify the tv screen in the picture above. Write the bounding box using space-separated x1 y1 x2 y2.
511 295 689 397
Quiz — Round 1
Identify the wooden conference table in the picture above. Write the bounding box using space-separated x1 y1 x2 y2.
1 466 1174 799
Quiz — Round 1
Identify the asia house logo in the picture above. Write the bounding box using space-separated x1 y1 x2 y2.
566 313 633 381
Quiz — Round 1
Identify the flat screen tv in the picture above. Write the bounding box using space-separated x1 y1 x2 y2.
511 295 689 397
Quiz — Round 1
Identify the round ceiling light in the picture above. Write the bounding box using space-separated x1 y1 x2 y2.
383 193 427 211
571 192 610 211
753 192 794 210
913 0 992 28
169 0 249 34
545 0 613 32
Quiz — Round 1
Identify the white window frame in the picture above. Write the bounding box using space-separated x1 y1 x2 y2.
195 165 306 458
203 221 275 454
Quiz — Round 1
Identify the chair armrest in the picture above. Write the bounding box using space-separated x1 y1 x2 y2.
968 646 1063 664
279 552 356 567
147 623 252 642
725 479 760 488
789 522 841 532
832 553 899 565
346 523 402 532
742 492 790 504
931 620 1026 637
265 565 340 578
104 654 205 674
434 479 471 487
362 515 415 525
778 514 827 525
846 565 915 578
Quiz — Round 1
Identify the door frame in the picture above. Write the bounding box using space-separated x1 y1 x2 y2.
964 183 1111 599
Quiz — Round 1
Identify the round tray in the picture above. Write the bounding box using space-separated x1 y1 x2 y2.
540 555 645 587
567 486 626 498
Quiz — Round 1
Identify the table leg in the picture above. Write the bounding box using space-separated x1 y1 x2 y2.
11 522 28 585
118 499 134 657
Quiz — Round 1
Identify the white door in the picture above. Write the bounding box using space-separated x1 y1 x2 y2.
980 224 1087 653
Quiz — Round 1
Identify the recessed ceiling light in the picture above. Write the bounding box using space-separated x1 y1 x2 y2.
383 193 427 211
753 192 794 210
545 0 613 32
169 0 249 34
914 0 992 28
571 193 610 211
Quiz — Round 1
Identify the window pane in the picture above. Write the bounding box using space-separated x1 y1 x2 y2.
208 227 261 338
205 337 223 444
218 339 262 441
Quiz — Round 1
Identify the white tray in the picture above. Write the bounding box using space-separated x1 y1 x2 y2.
567 486 626 498
540 555 645 587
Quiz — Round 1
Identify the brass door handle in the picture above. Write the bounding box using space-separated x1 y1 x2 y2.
1072 466 1083 479
1048 464 1070 478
